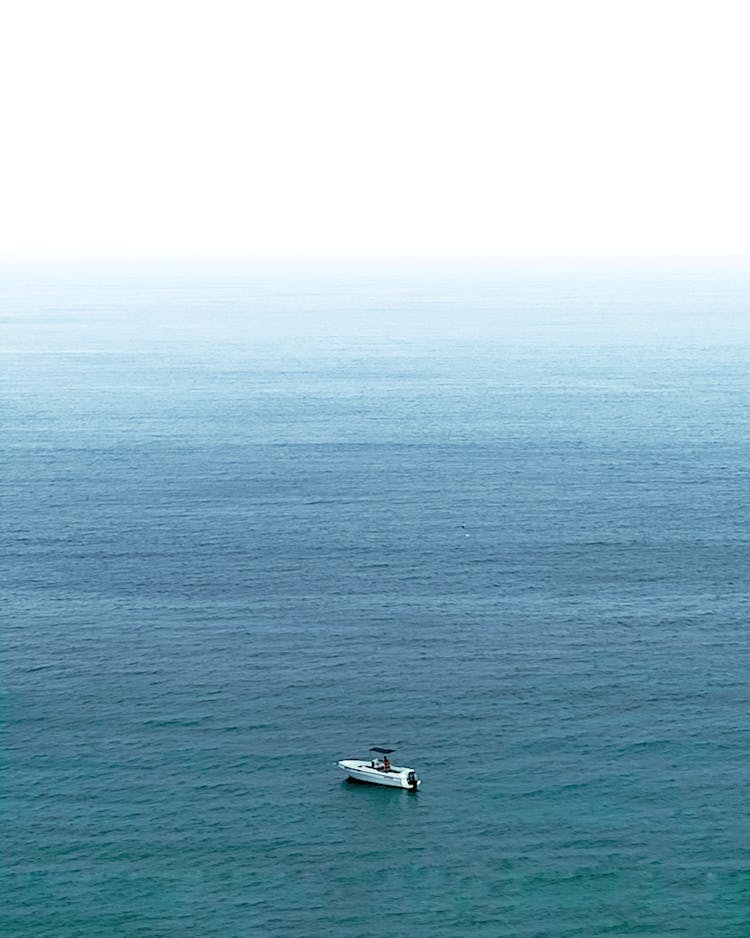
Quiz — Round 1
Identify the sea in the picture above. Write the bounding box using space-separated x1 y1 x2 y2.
2 260 749 936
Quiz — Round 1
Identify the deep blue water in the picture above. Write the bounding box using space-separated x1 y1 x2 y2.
2 262 750 936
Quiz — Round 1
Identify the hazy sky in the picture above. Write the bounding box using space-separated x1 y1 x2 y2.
2 0 748 261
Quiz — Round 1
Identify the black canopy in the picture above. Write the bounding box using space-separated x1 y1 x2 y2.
369 747 395 754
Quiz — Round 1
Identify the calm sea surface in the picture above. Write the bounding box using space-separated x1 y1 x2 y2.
2 262 749 936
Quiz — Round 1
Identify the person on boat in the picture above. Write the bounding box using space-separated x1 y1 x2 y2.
382 755 391 772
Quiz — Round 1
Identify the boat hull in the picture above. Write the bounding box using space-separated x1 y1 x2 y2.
338 760 420 789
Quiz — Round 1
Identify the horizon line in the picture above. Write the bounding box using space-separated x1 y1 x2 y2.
2 252 749 269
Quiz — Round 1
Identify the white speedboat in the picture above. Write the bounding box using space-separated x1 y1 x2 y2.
338 747 421 791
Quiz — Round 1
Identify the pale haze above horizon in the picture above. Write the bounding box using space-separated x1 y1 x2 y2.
2 0 749 262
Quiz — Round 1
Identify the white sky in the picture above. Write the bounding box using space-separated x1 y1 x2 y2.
2 0 749 261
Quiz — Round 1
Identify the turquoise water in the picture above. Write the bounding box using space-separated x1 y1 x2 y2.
2 262 749 935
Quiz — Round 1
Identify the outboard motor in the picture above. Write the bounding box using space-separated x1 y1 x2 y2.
407 770 418 791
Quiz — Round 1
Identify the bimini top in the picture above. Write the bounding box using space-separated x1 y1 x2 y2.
370 747 395 754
